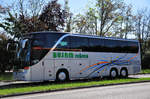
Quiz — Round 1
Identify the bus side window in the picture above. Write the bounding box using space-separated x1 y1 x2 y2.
55 37 70 51
119 41 129 53
70 36 89 52
128 42 138 53
88 38 104 52
32 39 45 47
103 39 112 52
119 41 138 53
103 39 123 53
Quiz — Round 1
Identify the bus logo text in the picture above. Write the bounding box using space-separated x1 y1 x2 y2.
53 52 88 58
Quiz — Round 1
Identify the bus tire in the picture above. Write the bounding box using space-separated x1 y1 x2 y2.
110 68 118 79
56 69 69 82
120 68 128 78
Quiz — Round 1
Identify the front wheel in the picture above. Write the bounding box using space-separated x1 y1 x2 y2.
56 70 69 81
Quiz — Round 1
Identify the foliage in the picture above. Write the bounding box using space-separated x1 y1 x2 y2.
141 69 150 74
0 72 13 81
39 0 68 31
142 53 150 69
0 34 13 73
0 0 68 39
134 9 150 57
112 4 134 38
72 0 134 37
95 0 123 36
72 8 98 35
64 0 73 32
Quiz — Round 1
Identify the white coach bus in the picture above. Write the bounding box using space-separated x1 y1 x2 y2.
13 31 141 81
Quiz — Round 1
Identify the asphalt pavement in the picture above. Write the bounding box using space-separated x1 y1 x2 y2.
3 82 150 99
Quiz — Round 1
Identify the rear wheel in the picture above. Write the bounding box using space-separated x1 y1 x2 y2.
110 69 118 79
120 68 128 78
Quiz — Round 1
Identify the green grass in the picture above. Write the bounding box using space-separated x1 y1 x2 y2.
0 78 150 96
0 72 13 81
140 69 150 74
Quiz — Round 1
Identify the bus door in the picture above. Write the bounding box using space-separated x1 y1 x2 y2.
43 59 55 81
31 62 44 81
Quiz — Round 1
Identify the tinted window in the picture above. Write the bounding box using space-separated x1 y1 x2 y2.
32 37 45 47
128 41 139 53
102 40 138 53
88 38 104 52
55 36 70 51
70 36 89 52
103 39 120 52
32 33 64 48
53 35 139 53
119 41 128 53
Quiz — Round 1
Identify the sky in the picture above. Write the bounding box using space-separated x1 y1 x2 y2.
60 0 150 14
0 0 150 33
1 0 150 14
58 0 90 14
125 0 150 12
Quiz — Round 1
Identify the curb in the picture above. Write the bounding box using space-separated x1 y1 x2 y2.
138 73 150 75
1 80 150 98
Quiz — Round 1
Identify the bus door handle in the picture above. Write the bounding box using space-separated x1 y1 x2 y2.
42 61 44 66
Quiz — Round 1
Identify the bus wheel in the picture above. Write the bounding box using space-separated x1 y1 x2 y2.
56 70 69 82
120 68 128 78
110 69 118 79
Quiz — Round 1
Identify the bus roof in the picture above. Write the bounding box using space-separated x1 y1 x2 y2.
26 31 139 42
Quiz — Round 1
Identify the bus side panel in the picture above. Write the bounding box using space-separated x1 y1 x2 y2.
13 69 31 81
69 59 89 79
44 59 55 81
110 53 141 75
31 62 44 81
88 52 113 78
86 52 141 77
130 53 141 74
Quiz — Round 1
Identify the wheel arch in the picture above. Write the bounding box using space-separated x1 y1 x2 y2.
120 67 128 71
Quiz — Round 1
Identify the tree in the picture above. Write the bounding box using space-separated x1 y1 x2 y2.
39 0 68 31
64 0 73 32
0 0 45 39
134 9 150 59
71 0 126 37
0 33 13 73
72 8 98 35
95 0 124 36
72 14 87 34
111 4 134 39
0 0 68 39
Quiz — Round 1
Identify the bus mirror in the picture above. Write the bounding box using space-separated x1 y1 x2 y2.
7 43 18 51
7 43 10 51
22 39 28 48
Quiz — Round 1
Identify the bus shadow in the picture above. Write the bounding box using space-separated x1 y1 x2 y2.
0 77 138 89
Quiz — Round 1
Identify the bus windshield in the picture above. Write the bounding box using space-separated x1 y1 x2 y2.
16 39 31 69
16 33 66 68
